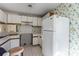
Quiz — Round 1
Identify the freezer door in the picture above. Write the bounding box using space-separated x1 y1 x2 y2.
42 17 53 30
42 31 53 56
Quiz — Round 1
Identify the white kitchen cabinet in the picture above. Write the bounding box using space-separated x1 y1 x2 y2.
33 17 42 26
33 34 42 45
0 35 20 52
33 17 38 26
1 40 11 51
0 10 3 22
21 16 27 22
0 10 4 22
33 37 42 46
33 37 38 45
8 13 21 23
38 36 42 47
21 16 33 22
0 9 7 23
22 16 41 26
3 13 7 23
11 39 19 48
0 36 10 51
37 17 42 26
1 39 20 51
27 16 33 22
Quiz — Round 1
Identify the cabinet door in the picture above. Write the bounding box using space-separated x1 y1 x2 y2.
8 14 21 23
0 15 3 22
0 9 6 23
37 18 42 26
3 13 7 23
1 41 11 51
38 36 42 46
27 16 33 22
33 37 38 45
33 17 38 26
21 16 27 22
11 39 19 48
8 14 14 23
15 15 21 23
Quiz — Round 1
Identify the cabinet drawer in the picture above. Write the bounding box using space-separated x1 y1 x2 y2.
33 37 38 45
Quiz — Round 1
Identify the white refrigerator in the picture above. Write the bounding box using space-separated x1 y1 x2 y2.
42 15 69 56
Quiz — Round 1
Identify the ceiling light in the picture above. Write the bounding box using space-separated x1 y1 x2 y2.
28 4 32 8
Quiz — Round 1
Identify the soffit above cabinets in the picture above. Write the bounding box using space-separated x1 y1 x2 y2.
0 3 60 17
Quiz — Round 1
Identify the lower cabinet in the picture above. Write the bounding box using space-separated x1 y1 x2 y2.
1 39 20 51
33 35 42 46
11 39 20 49
1 40 11 51
38 36 42 47
33 37 39 45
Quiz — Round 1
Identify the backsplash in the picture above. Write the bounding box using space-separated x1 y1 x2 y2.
52 3 79 56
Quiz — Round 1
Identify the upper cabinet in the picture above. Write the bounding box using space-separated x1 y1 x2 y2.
33 17 42 26
27 16 33 22
21 15 27 22
0 9 7 23
33 17 38 26
21 16 33 22
37 17 42 26
7 13 42 26
21 16 42 26
7 13 21 23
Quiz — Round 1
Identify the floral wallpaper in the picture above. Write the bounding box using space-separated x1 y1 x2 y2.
52 3 79 56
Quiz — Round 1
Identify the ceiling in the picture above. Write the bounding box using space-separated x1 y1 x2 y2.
0 3 60 17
